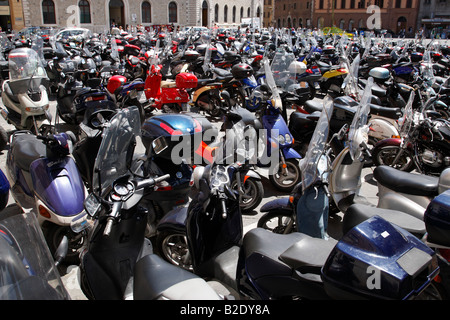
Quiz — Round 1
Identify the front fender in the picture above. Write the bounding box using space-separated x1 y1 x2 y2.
281 146 302 160
157 205 188 232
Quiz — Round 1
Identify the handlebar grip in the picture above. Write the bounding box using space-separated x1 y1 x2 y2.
103 217 114 237
221 198 227 219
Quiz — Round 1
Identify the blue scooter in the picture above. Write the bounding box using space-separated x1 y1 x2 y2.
6 130 89 264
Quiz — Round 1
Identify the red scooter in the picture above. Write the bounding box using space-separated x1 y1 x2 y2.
144 63 198 112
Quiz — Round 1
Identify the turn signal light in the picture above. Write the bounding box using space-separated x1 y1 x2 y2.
39 205 52 219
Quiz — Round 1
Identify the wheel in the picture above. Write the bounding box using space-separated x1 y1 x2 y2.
0 125 7 151
269 158 301 192
231 177 264 213
207 96 222 117
372 145 415 172
156 230 193 271
43 223 87 265
257 210 296 234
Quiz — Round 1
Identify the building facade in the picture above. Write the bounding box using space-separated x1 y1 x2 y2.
0 0 25 31
417 0 450 37
274 0 420 34
20 0 263 33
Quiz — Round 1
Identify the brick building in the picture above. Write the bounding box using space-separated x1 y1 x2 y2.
20 0 263 33
274 0 421 34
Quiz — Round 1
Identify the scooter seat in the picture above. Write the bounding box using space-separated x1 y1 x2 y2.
344 204 426 238
11 133 47 171
160 80 178 88
369 104 402 119
279 236 337 274
133 254 220 300
374 165 439 197
304 100 324 113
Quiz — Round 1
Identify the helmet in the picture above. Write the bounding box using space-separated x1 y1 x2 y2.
369 67 390 81
231 63 253 79
288 60 307 74
249 84 271 110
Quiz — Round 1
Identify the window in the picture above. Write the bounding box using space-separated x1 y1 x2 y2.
247 7 250 17
224 5 228 22
168 1 177 23
215 4 219 22
395 0 401 8
406 0 412 7
240 7 243 20
42 0 56 24
341 0 346 9
375 0 384 7
79 0 91 24
232 6 236 23
358 0 365 8
350 0 355 8
142 1 151 23
319 0 324 9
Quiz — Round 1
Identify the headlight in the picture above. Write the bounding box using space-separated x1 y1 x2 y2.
278 134 286 145
285 133 292 144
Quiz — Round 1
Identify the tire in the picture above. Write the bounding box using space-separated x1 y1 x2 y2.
0 125 7 151
232 177 264 213
372 144 415 172
43 223 87 265
156 230 193 271
269 158 302 192
257 210 296 234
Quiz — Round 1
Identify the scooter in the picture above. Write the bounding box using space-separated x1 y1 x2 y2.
159 150 441 300
1 47 51 134
0 206 71 300
144 47 198 113
252 56 302 192
6 130 89 264
78 106 221 300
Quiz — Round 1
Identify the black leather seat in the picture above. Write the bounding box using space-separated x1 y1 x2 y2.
11 133 47 171
369 104 402 119
133 254 220 300
374 165 439 197
304 99 324 113
344 204 426 238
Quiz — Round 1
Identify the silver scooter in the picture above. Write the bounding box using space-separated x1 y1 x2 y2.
1 42 51 134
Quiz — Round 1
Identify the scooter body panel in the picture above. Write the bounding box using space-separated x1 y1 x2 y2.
30 157 85 218
368 116 399 141
377 183 432 220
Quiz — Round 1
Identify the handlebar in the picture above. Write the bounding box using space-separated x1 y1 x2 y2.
103 174 170 237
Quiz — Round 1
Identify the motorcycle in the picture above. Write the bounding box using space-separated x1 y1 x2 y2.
78 106 221 300
1 47 51 134
372 90 450 175
6 130 89 264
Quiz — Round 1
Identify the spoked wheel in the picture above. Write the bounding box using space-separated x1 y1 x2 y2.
156 230 193 271
231 177 264 213
257 211 296 234
269 158 301 192
372 145 415 172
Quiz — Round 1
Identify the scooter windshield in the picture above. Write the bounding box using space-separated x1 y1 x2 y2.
8 48 46 81
0 208 70 300
92 106 141 198
348 77 372 160
300 96 334 191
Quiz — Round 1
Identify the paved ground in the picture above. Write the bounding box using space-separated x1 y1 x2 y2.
0 95 380 300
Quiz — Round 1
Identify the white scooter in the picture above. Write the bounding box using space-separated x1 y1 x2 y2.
1 46 51 134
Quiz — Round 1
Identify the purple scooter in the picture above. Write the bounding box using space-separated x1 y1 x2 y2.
6 130 89 264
